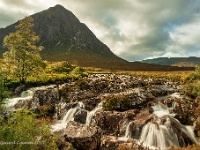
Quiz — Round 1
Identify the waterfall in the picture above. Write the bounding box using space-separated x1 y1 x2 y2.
151 103 175 118
140 119 180 149
6 84 56 109
124 122 132 139
51 107 79 132
51 102 84 132
138 103 197 150
85 102 103 126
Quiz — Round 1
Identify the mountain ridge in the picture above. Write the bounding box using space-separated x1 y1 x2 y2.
142 57 200 67
0 5 194 71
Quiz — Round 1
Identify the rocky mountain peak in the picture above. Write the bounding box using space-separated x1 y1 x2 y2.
0 4 126 67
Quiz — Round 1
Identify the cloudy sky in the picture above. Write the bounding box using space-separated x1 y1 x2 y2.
1 0 200 61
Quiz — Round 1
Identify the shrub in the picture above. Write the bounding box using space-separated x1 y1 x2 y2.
37 105 55 118
185 73 200 83
103 95 132 111
195 65 200 75
70 67 88 77
0 110 58 150
52 62 74 73
183 83 200 98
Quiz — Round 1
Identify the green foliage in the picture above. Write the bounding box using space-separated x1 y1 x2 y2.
185 73 200 83
0 73 10 113
195 65 200 75
2 16 46 83
0 110 58 150
103 95 132 111
183 82 200 98
70 67 88 77
52 61 74 73
74 78 91 90
37 105 55 118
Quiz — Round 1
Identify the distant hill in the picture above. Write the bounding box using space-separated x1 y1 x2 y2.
0 5 194 71
142 57 200 67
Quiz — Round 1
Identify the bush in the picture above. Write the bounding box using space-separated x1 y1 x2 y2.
195 65 200 75
70 67 88 77
183 83 200 98
52 62 74 73
37 105 55 118
185 73 200 83
0 110 58 150
103 95 132 111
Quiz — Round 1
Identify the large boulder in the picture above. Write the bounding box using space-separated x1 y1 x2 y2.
63 121 102 150
33 88 60 107
94 110 135 136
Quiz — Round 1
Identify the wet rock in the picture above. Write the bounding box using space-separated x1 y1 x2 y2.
74 109 87 124
94 110 135 136
33 88 60 107
82 98 101 111
63 121 102 150
149 87 168 97
100 135 138 150
128 111 153 139
14 99 33 109
14 85 26 95
57 136 75 150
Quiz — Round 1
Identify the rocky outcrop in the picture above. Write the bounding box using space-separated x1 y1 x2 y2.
94 110 135 136
63 121 102 150
33 88 60 107
7 73 198 150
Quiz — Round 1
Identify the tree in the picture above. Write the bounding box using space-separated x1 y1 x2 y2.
2 16 46 83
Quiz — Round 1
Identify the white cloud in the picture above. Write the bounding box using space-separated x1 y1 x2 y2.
165 18 200 57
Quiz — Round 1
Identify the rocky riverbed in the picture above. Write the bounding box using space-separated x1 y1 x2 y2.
6 74 200 150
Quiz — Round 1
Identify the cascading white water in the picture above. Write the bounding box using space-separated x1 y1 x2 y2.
140 121 180 149
151 103 175 118
6 84 56 109
124 122 132 139
138 103 197 150
51 107 79 132
85 102 103 126
51 102 84 132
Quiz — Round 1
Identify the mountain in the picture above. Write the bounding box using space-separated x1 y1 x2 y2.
142 57 200 67
0 5 194 71
0 4 127 67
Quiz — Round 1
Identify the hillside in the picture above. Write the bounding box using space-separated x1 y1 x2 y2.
142 57 200 67
0 5 194 71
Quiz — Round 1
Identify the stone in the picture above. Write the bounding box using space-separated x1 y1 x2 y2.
63 121 102 150
74 109 87 124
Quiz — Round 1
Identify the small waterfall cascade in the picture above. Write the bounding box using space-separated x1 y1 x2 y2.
85 102 103 126
124 122 132 139
151 103 174 118
139 103 197 150
51 102 84 132
6 84 56 109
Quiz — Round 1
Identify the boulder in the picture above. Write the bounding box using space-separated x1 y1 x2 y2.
94 110 135 136
33 88 60 107
74 109 87 124
63 121 102 150
100 135 138 150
